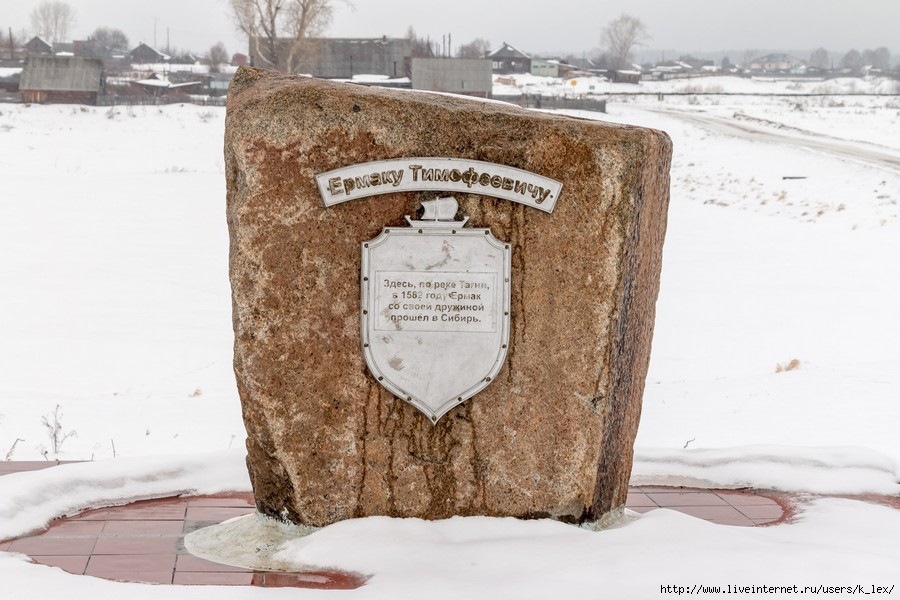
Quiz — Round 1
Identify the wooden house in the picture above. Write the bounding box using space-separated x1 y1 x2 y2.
487 42 531 74
24 36 53 56
20 56 103 104
129 43 170 64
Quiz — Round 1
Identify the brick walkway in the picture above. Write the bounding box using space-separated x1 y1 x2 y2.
1 461 789 588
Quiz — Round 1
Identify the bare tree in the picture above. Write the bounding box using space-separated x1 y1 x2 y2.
30 1 75 44
742 49 759 71
840 49 863 73
229 0 345 72
862 47 891 71
809 47 829 70
208 41 230 72
873 47 891 71
589 51 616 71
406 26 434 58
601 14 649 70
90 26 129 52
456 38 490 59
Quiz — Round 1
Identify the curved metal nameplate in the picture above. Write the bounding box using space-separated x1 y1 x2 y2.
316 157 562 213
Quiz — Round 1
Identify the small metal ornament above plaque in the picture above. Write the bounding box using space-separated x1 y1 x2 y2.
361 197 511 423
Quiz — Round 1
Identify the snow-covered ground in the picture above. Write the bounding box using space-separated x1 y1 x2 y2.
498 72 900 98
0 103 242 460
1 78 899 596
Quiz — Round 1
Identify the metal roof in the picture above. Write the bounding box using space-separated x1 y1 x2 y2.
20 56 103 92
487 42 530 60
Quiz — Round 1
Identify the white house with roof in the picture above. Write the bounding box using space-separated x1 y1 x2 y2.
750 53 805 73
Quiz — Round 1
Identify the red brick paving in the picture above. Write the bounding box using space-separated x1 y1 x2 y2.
1 462 795 588
629 486 790 526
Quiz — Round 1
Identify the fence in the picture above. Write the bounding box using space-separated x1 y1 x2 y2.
96 94 227 107
493 95 607 113
0 93 228 107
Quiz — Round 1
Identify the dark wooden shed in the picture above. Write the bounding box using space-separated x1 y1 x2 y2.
24 36 53 56
129 43 170 64
487 42 531 74
20 56 103 104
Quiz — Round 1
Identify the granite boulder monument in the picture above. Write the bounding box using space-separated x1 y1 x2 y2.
225 66 672 528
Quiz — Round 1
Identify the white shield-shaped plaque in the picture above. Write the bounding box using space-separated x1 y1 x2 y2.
361 223 511 423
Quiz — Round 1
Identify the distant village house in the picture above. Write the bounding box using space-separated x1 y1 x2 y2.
131 72 203 97
487 42 531 74
24 36 53 56
610 69 641 84
411 58 492 97
530 59 559 78
249 36 411 79
750 53 805 73
20 56 104 104
130 43 170 64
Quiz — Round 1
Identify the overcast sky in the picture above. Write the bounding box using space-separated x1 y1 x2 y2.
4 0 899 60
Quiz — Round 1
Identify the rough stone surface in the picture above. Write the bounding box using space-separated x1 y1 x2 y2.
226 66 671 527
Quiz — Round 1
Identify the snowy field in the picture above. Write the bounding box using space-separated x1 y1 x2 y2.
1 77 899 597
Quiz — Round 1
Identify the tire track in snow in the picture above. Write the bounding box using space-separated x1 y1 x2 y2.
644 108 900 172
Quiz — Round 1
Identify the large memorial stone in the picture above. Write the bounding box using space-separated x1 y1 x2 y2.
226 66 671 527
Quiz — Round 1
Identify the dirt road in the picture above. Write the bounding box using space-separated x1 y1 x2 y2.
648 108 900 172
